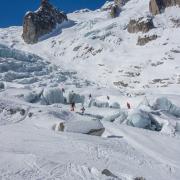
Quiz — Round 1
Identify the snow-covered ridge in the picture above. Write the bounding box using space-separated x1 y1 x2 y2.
0 1 179 94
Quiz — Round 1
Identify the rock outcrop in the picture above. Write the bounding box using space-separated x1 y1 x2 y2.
149 0 180 15
171 18 180 27
110 0 130 18
137 35 158 45
128 18 154 33
22 0 67 44
102 169 118 178
110 5 120 18
115 0 130 7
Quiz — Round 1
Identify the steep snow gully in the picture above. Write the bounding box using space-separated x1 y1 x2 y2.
0 0 180 179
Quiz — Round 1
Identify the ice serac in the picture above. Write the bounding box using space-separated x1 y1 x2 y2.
149 0 180 15
22 0 68 44
54 119 105 136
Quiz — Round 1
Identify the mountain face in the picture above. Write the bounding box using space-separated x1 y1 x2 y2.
1 0 179 94
0 0 180 180
22 0 67 44
149 0 180 15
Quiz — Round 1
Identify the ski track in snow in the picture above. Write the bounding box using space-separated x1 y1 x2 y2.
105 123 180 168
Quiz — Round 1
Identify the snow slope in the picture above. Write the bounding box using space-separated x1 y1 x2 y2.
0 0 180 179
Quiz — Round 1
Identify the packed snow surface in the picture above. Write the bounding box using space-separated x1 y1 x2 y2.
0 0 180 179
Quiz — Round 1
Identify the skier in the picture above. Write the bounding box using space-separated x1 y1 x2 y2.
62 88 65 93
71 102 76 111
64 97 67 104
89 94 92 99
81 107 85 115
107 96 110 100
127 102 131 109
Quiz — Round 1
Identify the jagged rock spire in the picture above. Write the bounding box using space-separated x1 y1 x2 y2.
41 0 48 4
41 0 50 7
22 0 67 44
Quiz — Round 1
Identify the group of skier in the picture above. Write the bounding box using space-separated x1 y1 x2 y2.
70 94 131 114
70 94 92 114
61 87 131 114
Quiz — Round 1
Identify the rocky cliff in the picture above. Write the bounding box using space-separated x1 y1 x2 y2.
127 18 154 33
22 0 67 44
149 0 180 15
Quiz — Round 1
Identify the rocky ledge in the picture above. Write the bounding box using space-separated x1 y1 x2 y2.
22 0 67 44
137 35 158 46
